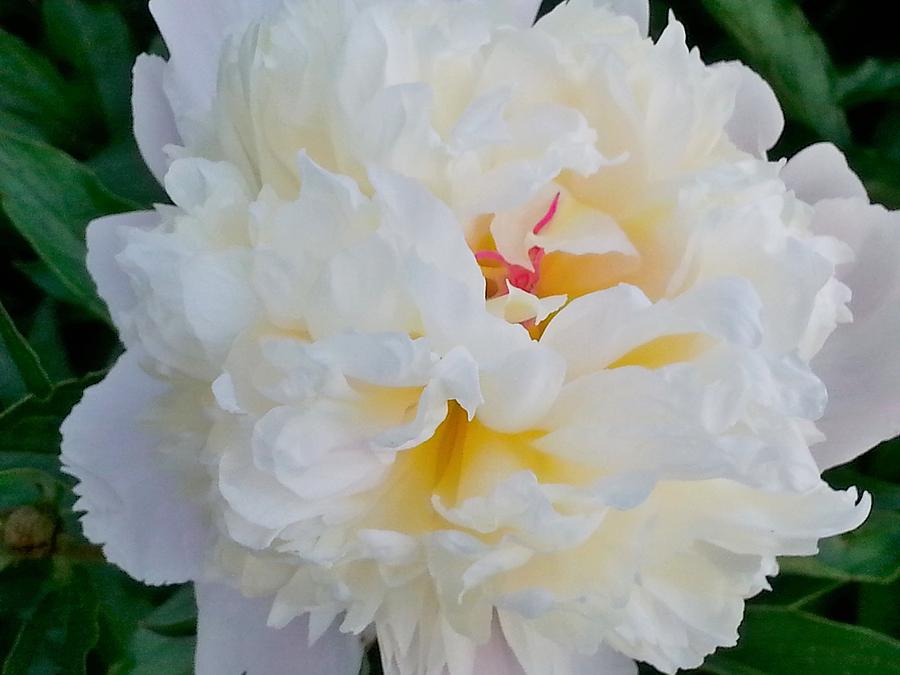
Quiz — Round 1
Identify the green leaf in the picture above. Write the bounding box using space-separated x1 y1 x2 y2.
858 579 900 638
778 509 900 584
836 59 900 107
0 130 136 319
86 565 159 666
88 137 167 208
701 606 900 675
847 148 900 211
0 300 52 399
110 629 195 675
362 646 384 675
13 261 87 311
0 560 53 657
42 0 134 136
754 575 843 609
142 585 197 637
699 0 851 145
2 567 100 675
0 28 75 144
826 465 900 512
0 337 27 408
0 373 104 455
25 301 73 382
0 452 63 476
0 468 59 511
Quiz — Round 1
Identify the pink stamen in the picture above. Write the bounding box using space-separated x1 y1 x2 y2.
532 192 561 235
475 193 561 299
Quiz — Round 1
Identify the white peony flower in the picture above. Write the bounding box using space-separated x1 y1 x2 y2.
61 0 900 673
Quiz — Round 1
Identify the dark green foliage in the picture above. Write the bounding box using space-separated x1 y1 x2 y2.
2 1 899 674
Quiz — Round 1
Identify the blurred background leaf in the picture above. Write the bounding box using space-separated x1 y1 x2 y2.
698 0 851 145
701 607 900 674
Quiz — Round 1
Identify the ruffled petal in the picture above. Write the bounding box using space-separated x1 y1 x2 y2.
60 351 211 584
194 582 363 675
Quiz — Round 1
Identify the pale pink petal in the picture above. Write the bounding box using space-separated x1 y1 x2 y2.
195 582 364 675
60 351 212 584
133 54 180 184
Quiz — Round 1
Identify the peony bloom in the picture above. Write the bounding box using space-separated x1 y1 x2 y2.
61 0 900 673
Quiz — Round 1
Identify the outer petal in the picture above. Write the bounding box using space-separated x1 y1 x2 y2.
781 143 867 204
133 54 180 184
471 627 526 675
149 0 282 117
195 582 363 675
499 613 637 675
602 0 650 36
489 0 543 26
808 200 900 468
86 210 159 332
783 144 900 468
60 351 211 584
720 63 784 156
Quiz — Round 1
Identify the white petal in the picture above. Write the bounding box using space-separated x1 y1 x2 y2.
599 0 650 36
781 144 900 467
181 250 258 355
449 88 513 153
809 199 900 468
478 342 566 433
86 210 158 331
499 613 637 675
369 166 485 299
782 143 867 205
60 351 211 584
471 628 525 675
720 62 784 156
487 285 567 325
149 0 282 118
406 256 532 366
195 582 363 675
488 0 543 27
569 645 637 675
132 55 180 184
542 280 761 380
